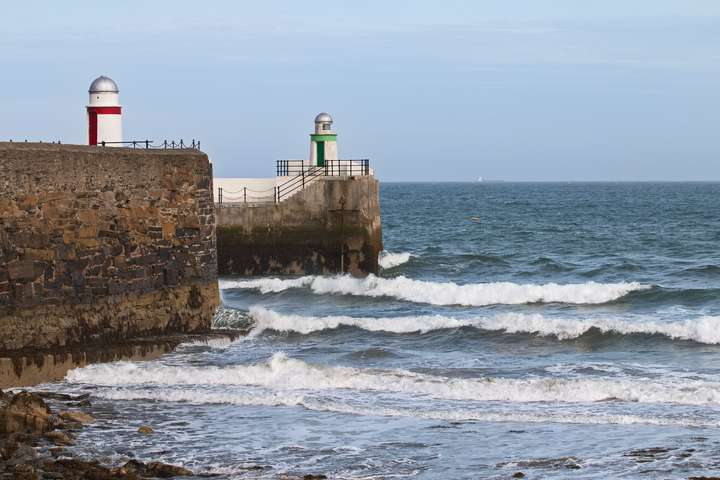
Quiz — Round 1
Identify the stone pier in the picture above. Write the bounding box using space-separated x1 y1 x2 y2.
216 175 382 276
0 143 220 357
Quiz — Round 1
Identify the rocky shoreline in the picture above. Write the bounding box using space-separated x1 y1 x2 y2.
0 324 331 480
1 388 329 480
1 388 195 479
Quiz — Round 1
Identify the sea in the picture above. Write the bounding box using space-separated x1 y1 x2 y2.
46 182 720 479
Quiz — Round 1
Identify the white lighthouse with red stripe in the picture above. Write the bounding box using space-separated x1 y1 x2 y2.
87 76 122 146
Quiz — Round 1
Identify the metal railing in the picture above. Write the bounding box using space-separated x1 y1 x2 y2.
5 139 202 149
216 185 276 205
275 165 326 202
98 139 201 149
277 159 370 177
217 158 371 206
274 159 371 203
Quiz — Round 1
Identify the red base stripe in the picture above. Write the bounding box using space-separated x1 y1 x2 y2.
87 106 122 115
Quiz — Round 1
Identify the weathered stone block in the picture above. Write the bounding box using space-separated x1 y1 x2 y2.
0 143 219 352
7 260 40 281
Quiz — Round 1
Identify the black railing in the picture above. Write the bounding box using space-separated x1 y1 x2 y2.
275 165 326 202
274 159 370 203
98 139 201 149
5 139 202 149
277 159 369 177
216 185 276 205
217 158 371 206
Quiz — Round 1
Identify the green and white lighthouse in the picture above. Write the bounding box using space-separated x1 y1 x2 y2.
310 112 338 167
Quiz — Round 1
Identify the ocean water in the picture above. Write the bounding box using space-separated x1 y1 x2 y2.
52 182 720 479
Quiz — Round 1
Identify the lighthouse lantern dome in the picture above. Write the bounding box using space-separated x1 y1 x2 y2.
314 112 333 133
88 76 119 93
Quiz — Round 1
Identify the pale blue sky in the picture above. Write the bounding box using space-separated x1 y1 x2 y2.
2 1 720 180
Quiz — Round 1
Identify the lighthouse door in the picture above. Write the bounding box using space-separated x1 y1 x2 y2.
317 141 325 167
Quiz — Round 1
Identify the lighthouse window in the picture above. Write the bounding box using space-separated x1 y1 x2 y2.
322 123 330 131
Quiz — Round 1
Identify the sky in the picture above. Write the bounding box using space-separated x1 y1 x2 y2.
1 1 720 181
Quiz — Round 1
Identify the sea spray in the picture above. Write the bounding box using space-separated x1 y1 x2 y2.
86 386 719 428
66 352 720 405
245 306 720 344
220 275 649 306
378 251 414 269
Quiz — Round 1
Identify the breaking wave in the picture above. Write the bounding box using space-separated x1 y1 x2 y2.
245 307 720 345
220 275 649 306
378 251 414 269
66 352 720 406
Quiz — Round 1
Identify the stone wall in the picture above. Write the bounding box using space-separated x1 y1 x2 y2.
216 176 382 276
0 143 219 351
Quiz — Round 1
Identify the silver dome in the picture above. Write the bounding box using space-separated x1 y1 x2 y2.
314 112 333 123
89 76 119 93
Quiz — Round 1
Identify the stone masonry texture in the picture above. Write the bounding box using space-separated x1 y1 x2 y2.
0 143 219 351
216 176 382 276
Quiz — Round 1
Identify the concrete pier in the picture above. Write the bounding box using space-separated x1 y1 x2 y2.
216 175 382 276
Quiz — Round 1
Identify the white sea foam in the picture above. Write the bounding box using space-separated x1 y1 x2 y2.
378 251 413 269
178 337 236 349
88 387 717 428
246 306 720 344
66 352 720 405
219 275 648 306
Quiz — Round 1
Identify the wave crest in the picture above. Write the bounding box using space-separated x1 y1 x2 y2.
220 275 648 306
246 307 720 345
378 251 414 269
67 352 720 406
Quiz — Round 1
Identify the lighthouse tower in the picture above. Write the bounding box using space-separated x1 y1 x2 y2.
310 112 338 166
87 76 122 146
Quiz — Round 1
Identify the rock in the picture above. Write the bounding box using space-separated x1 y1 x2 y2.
137 425 154 435
1 436 37 464
12 463 40 480
43 458 140 480
58 411 94 425
43 431 75 446
512 473 526 479
146 461 193 477
302 475 328 480
0 391 53 434
40 472 64 479
122 459 192 477
49 447 64 458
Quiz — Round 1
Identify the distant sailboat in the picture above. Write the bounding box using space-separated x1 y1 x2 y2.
477 176 484 182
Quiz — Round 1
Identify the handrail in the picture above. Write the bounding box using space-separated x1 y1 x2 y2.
275 165 325 202
98 139 201 149
217 158 371 205
277 159 369 177
4 139 201 150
